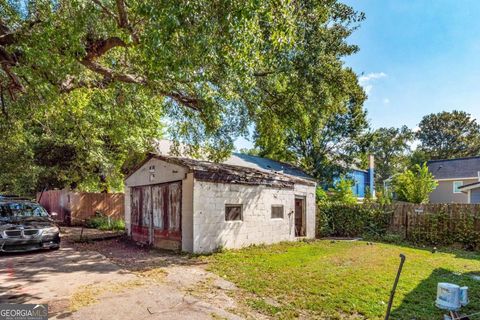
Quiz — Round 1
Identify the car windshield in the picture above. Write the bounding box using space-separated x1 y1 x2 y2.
0 202 49 221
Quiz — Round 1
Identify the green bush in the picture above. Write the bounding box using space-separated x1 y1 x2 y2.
86 215 125 231
328 178 357 204
381 233 404 244
408 209 480 249
375 187 393 205
317 203 480 250
392 163 437 204
316 203 392 238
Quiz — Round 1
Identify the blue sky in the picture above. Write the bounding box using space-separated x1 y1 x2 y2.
235 0 480 150
344 0 480 129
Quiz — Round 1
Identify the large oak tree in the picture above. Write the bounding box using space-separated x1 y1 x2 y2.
0 0 366 193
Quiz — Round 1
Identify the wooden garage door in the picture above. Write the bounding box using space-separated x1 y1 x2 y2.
131 181 182 249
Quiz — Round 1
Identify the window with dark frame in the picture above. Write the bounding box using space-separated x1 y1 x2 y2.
225 204 242 221
271 205 284 219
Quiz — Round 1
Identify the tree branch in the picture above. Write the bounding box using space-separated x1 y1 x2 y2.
164 91 202 111
0 86 8 119
60 76 114 93
84 37 127 61
91 0 117 20
80 59 146 84
1 63 24 93
0 19 41 46
115 0 139 43
77 36 145 84
116 0 129 28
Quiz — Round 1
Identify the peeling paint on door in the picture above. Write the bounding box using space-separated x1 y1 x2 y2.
131 181 182 250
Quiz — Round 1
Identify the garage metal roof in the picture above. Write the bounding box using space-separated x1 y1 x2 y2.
225 153 314 181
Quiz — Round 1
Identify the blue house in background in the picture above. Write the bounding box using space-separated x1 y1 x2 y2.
332 155 375 199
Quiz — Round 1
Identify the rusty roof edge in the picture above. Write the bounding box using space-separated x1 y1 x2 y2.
128 153 316 187
193 171 295 189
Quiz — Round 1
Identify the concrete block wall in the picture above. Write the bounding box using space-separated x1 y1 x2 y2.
124 156 316 253
181 173 194 252
192 181 316 253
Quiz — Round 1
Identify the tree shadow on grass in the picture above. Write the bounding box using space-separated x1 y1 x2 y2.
391 268 480 320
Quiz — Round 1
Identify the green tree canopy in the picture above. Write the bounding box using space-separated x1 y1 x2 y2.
417 111 480 160
0 87 162 194
255 82 367 182
362 126 414 184
0 0 366 194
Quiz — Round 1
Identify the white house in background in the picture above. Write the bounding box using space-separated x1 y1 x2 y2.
124 153 317 253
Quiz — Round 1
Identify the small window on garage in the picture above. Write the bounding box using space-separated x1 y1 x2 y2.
271 205 284 219
453 181 463 193
225 204 242 221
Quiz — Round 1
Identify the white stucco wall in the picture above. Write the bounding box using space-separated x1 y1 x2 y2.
192 180 316 253
124 158 194 251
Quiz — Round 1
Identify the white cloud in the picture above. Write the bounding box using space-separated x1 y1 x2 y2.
358 72 387 83
383 98 390 104
358 72 387 95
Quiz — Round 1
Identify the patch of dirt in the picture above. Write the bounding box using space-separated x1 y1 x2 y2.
133 268 166 283
47 298 70 316
68 237 270 319
70 279 145 311
71 237 201 271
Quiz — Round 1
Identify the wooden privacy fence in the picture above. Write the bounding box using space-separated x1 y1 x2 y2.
387 203 480 240
318 203 480 247
36 190 124 225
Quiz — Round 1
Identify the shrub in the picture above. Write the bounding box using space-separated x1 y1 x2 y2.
381 233 404 244
375 187 393 205
317 203 480 251
328 178 357 204
316 203 392 238
392 163 437 204
408 209 480 249
315 187 328 204
86 215 125 231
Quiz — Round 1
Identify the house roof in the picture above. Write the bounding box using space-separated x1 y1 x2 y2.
224 153 315 181
427 156 480 180
132 153 316 189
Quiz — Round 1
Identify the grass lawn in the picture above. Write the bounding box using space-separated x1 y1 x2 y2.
205 240 480 319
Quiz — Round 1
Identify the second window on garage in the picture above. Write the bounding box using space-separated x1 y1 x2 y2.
271 205 284 219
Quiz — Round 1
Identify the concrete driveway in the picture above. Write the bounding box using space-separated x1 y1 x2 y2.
0 247 134 316
0 238 256 320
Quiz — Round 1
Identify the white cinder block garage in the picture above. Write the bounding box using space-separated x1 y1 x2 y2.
125 153 316 253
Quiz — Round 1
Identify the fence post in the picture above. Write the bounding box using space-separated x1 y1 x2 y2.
404 205 409 240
